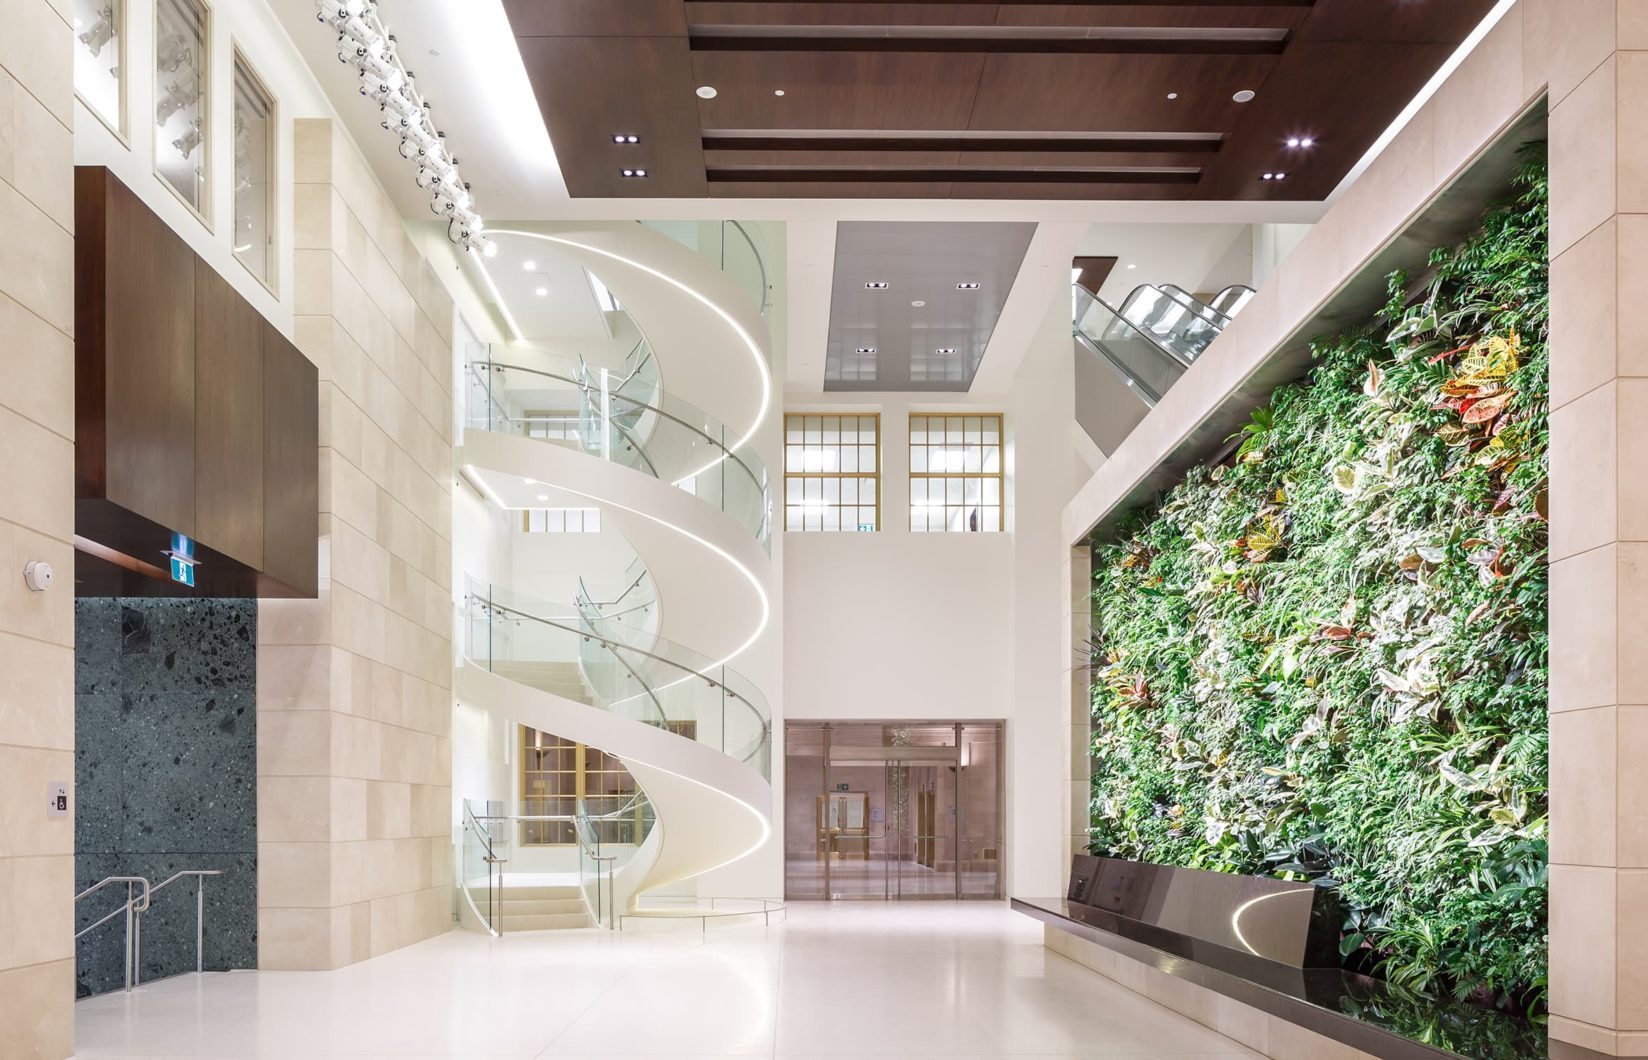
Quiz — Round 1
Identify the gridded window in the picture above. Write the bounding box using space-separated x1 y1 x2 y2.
524 409 580 441
231 51 276 288
909 414 1004 532
520 724 693 846
784 413 880 532
523 508 601 533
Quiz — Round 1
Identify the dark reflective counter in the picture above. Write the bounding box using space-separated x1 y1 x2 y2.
1015 893 1547 1060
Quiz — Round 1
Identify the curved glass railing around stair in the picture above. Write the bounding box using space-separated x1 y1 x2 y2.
461 799 507 937
466 349 773 550
461 794 654 933
464 579 772 779
642 220 774 317
574 558 657 651
1073 285 1192 408
576 793 656 929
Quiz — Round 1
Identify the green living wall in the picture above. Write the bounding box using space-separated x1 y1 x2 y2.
1089 149 1549 1013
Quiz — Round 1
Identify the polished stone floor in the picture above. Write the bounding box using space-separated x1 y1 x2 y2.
74 902 1260 1058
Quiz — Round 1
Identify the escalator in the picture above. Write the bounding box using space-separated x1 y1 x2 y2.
1073 282 1254 455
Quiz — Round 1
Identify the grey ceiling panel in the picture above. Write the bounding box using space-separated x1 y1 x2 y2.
824 221 1037 392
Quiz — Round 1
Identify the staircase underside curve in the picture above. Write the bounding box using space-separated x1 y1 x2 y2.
486 222 772 449
456 665 771 903
459 429 773 666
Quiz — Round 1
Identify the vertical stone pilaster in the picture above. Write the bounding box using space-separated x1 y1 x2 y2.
1543 0 1648 1051
0 0 77 1054
256 119 455 970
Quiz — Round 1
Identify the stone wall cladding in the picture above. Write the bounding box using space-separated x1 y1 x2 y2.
256 117 455 970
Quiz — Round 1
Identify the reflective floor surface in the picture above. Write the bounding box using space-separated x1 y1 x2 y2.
74 901 1260 1058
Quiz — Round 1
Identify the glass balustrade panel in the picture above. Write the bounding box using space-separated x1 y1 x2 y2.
466 580 772 779
1073 287 1189 401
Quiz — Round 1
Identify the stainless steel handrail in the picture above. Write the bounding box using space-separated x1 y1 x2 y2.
726 220 774 315
471 594 769 764
75 870 222 991
137 869 226 980
473 589 670 732
461 801 506 937
474 360 767 494
75 875 152 993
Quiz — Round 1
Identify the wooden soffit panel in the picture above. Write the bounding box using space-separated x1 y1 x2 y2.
509 0 1500 200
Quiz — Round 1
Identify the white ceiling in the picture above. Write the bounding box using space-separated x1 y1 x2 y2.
482 235 612 342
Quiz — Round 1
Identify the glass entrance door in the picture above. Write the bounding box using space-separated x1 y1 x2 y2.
783 721 1003 900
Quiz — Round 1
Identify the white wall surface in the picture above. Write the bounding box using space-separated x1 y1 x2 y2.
782 275 1083 896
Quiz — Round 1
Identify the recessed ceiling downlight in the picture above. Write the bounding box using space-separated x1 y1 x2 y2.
522 260 537 271
696 85 718 99
865 281 889 289
1233 89 1257 103
910 300 926 308
956 282 980 290
935 347 958 355
855 346 877 355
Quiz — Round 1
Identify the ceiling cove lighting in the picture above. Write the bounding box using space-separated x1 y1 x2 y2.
315 0 491 253
487 229 774 468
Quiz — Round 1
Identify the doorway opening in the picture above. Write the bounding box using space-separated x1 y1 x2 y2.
784 721 1004 900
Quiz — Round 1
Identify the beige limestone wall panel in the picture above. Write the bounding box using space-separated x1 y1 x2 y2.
0 1 74 1055
259 117 455 970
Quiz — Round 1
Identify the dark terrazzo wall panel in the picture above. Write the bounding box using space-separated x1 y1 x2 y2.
74 598 257 998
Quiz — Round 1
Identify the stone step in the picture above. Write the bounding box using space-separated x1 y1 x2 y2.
499 911 591 932
499 885 583 901
499 898 587 916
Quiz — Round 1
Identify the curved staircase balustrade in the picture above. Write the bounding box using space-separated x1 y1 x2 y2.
464 579 772 778
465 352 772 549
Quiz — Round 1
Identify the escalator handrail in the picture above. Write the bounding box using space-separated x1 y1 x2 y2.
1073 329 1165 408
1073 284 1194 370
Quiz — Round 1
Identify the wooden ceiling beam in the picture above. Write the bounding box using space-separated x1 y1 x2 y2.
704 134 1222 153
706 165 1202 183
688 32 1288 54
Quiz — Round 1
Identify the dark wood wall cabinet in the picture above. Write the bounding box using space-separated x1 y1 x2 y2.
75 166 319 598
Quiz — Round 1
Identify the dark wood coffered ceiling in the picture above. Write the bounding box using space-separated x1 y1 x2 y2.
502 0 1497 201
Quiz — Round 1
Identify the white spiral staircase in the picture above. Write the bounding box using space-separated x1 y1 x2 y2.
456 222 778 929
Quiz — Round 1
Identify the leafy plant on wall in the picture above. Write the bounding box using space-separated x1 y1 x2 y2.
1088 147 1549 1014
